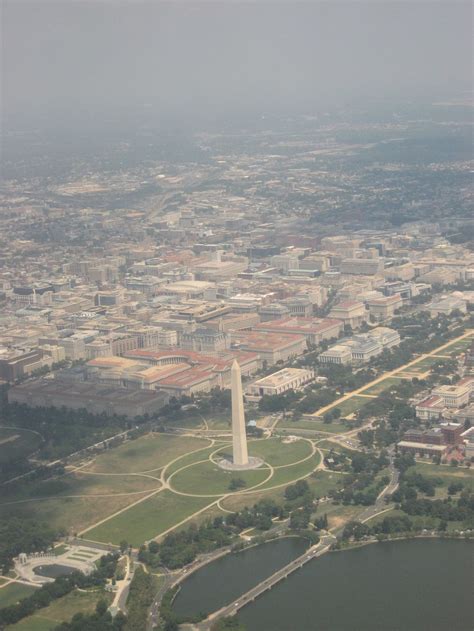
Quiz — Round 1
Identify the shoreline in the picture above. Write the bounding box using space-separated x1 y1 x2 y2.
331 531 474 553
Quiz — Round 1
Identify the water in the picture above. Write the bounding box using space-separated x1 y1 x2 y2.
172 537 310 618
239 539 473 631
33 564 77 578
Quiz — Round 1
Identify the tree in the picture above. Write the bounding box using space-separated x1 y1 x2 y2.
119 540 128 554
96 599 108 616
289 509 310 530
448 482 463 495
211 616 246 631
229 478 246 491
148 541 159 554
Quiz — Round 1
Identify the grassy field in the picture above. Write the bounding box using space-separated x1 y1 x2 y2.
164 443 228 478
0 582 37 608
2 471 159 503
204 415 232 430
281 418 350 434
247 437 313 466
85 433 210 474
361 376 405 396
410 463 474 491
169 460 271 496
8 588 112 631
0 469 160 535
84 489 213 545
363 507 468 534
5 493 162 534
219 487 285 512
0 427 43 466
170 414 205 429
324 504 363 531
218 463 339 513
407 356 440 372
255 452 321 491
320 396 370 419
442 337 473 356
8 617 54 631
174 504 228 531
306 470 345 499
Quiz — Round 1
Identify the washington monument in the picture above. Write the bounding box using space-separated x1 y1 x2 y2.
231 359 249 466
218 360 262 470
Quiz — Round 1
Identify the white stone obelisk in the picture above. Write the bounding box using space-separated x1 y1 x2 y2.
231 360 249 466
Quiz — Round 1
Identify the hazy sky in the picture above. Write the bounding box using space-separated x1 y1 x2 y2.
2 1 472 128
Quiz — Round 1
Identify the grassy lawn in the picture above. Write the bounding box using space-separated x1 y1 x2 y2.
1 471 160 503
7 617 55 631
8 588 112 631
320 396 370 419
360 376 405 396
169 460 271 496
0 491 159 535
407 356 440 372
85 433 210 474
256 452 321 491
221 463 336 511
306 470 345 499
0 582 37 608
441 337 473 356
0 427 43 466
84 489 214 546
164 444 228 478
282 418 350 434
171 414 205 429
410 463 474 491
246 437 313 466
324 504 363 531
53 544 68 556
204 415 232 430
175 504 228 530
363 507 468 533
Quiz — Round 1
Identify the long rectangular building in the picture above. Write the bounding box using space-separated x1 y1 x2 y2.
254 317 343 345
8 379 169 419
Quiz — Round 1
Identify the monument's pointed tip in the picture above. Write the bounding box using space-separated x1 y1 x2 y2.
231 359 240 369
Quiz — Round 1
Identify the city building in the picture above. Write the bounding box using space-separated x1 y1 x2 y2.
254 317 343 345
247 367 314 399
366 294 403 321
231 331 306 365
328 301 367 329
340 258 384 275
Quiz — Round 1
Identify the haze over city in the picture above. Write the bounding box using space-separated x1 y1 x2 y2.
3 1 472 128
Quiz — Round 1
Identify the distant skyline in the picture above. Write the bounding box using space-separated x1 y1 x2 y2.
2 1 472 129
